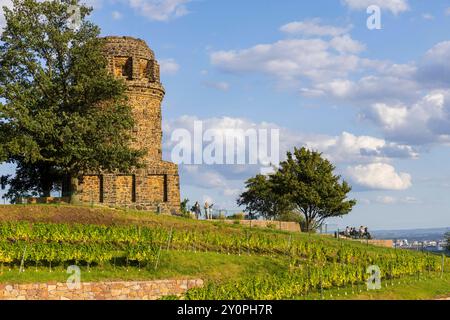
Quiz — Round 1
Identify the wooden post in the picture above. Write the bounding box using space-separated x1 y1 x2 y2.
19 245 27 273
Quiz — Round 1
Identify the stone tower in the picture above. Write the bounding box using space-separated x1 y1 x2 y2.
75 36 180 214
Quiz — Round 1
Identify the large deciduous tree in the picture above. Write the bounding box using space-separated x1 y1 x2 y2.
0 0 144 203
238 147 356 232
237 174 292 220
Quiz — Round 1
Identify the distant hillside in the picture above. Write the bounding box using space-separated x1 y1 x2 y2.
372 227 450 241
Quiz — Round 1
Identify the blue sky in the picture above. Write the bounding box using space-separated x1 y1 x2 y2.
1 0 450 230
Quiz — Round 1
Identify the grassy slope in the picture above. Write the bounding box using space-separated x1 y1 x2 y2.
0 204 291 284
0 251 286 284
304 272 450 300
0 204 449 300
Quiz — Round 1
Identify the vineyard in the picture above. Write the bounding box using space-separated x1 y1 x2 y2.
0 213 447 299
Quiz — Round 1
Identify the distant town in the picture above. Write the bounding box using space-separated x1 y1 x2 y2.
394 238 448 252
370 227 449 253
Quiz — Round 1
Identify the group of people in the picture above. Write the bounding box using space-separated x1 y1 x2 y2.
191 201 214 220
340 226 372 239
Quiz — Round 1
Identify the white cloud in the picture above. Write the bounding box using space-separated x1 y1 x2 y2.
304 62 420 103
330 35 366 54
223 188 242 197
183 165 229 189
210 20 418 103
301 40 450 106
163 115 421 204
127 0 191 21
417 41 450 88
164 116 418 195
112 10 123 20
376 195 397 204
422 13 434 20
280 19 351 37
342 0 409 15
375 196 421 204
347 163 412 190
210 26 450 149
302 131 418 163
159 58 180 75
164 116 418 168
211 37 364 84
402 196 421 204
362 91 450 145
81 0 103 8
203 81 230 92
0 0 12 31
445 7 450 16
164 115 280 167
367 103 409 131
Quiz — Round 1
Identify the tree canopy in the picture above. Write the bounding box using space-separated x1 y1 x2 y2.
237 174 292 220
238 147 356 232
0 0 144 202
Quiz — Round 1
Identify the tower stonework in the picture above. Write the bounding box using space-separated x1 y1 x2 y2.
77 36 180 214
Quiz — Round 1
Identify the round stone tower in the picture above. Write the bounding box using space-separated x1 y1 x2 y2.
102 36 164 163
75 36 180 214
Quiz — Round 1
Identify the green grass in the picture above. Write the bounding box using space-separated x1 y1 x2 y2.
304 272 450 300
0 250 287 284
0 204 449 300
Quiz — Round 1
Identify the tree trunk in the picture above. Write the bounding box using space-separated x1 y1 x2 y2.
69 175 80 205
42 188 51 198
39 165 53 197
304 215 311 233
304 208 312 233
41 178 52 198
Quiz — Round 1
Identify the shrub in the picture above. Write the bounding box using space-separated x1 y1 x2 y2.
212 213 226 220
181 211 195 219
278 212 303 223
180 199 190 215
228 212 245 221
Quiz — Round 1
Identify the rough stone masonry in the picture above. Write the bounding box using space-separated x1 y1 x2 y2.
68 36 180 214
0 279 204 300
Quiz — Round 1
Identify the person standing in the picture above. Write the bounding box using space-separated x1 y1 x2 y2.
204 201 210 220
359 226 365 238
209 203 214 219
193 201 201 219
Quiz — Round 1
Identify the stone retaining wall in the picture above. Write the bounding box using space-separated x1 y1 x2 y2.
0 279 203 300
367 239 394 248
221 219 301 232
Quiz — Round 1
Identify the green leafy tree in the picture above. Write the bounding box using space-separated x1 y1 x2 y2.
180 198 190 214
273 147 356 232
0 0 144 203
238 147 356 232
237 174 292 220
